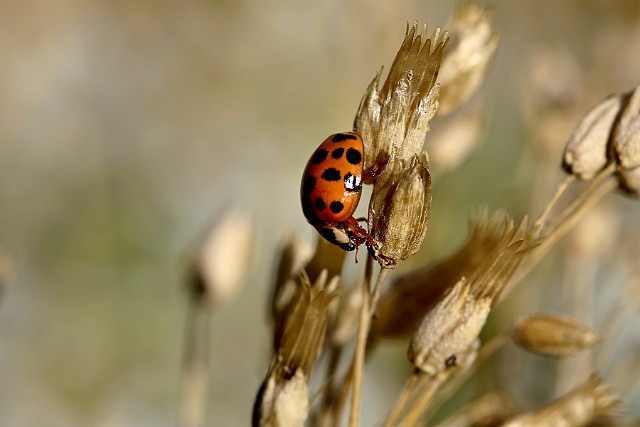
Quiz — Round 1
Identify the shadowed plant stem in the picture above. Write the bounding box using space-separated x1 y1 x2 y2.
179 298 213 427
348 262 390 427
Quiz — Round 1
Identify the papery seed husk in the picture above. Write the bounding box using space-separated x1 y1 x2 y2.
501 374 618 427
512 313 600 358
438 3 499 115
563 94 622 180
193 209 253 306
613 85 640 169
408 279 491 376
374 153 432 265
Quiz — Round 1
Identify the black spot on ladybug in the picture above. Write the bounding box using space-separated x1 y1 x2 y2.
314 197 326 212
332 133 358 143
302 175 316 196
344 173 361 192
346 148 362 165
312 149 328 164
331 147 344 159
321 168 341 181
330 201 344 214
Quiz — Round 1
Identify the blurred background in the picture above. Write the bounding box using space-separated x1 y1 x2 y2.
1 0 640 426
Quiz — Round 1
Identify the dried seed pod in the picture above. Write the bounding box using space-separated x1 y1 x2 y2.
563 95 622 180
255 272 339 427
502 374 619 427
371 153 432 266
438 2 500 115
512 313 600 358
408 278 492 376
254 368 309 427
613 85 640 169
279 271 339 376
188 209 254 306
372 210 503 339
270 234 313 350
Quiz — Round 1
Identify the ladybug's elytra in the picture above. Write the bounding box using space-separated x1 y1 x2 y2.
300 132 376 252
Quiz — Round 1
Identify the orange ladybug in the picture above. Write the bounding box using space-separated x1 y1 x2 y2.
300 132 376 252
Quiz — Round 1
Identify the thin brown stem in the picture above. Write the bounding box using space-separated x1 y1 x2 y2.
533 174 575 230
397 372 448 427
382 369 421 427
179 298 213 427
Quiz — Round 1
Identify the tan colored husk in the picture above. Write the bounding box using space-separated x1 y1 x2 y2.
501 374 619 427
512 312 600 358
372 210 503 339
562 94 622 180
408 216 540 375
372 153 432 265
437 2 499 115
408 278 491 376
613 85 640 169
190 209 254 306
270 234 313 350
257 368 309 427
279 271 340 376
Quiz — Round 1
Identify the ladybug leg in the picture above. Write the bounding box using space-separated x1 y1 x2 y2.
342 216 376 249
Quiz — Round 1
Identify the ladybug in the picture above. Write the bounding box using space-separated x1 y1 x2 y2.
300 132 377 253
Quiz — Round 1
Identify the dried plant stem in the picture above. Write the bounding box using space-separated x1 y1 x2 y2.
382 370 421 427
397 372 448 427
179 299 213 427
533 174 575 229
348 263 390 427
544 164 617 240
517 165 617 283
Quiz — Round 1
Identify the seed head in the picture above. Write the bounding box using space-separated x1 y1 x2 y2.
613 85 640 170
438 2 500 115
502 374 619 427
408 278 491 376
371 153 432 266
512 312 600 358
372 209 503 339
563 94 622 180
254 368 309 427
188 209 254 306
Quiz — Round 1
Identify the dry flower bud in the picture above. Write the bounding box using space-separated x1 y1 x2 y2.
270 234 313 350
408 278 491 376
438 2 499 115
618 165 640 197
254 368 309 427
613 85 640 169
512 313 600 358
189 209 254 306
371 153 432 266
563 94 622 180
372 210 503 339
279 271 339 376
502 374 619 427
